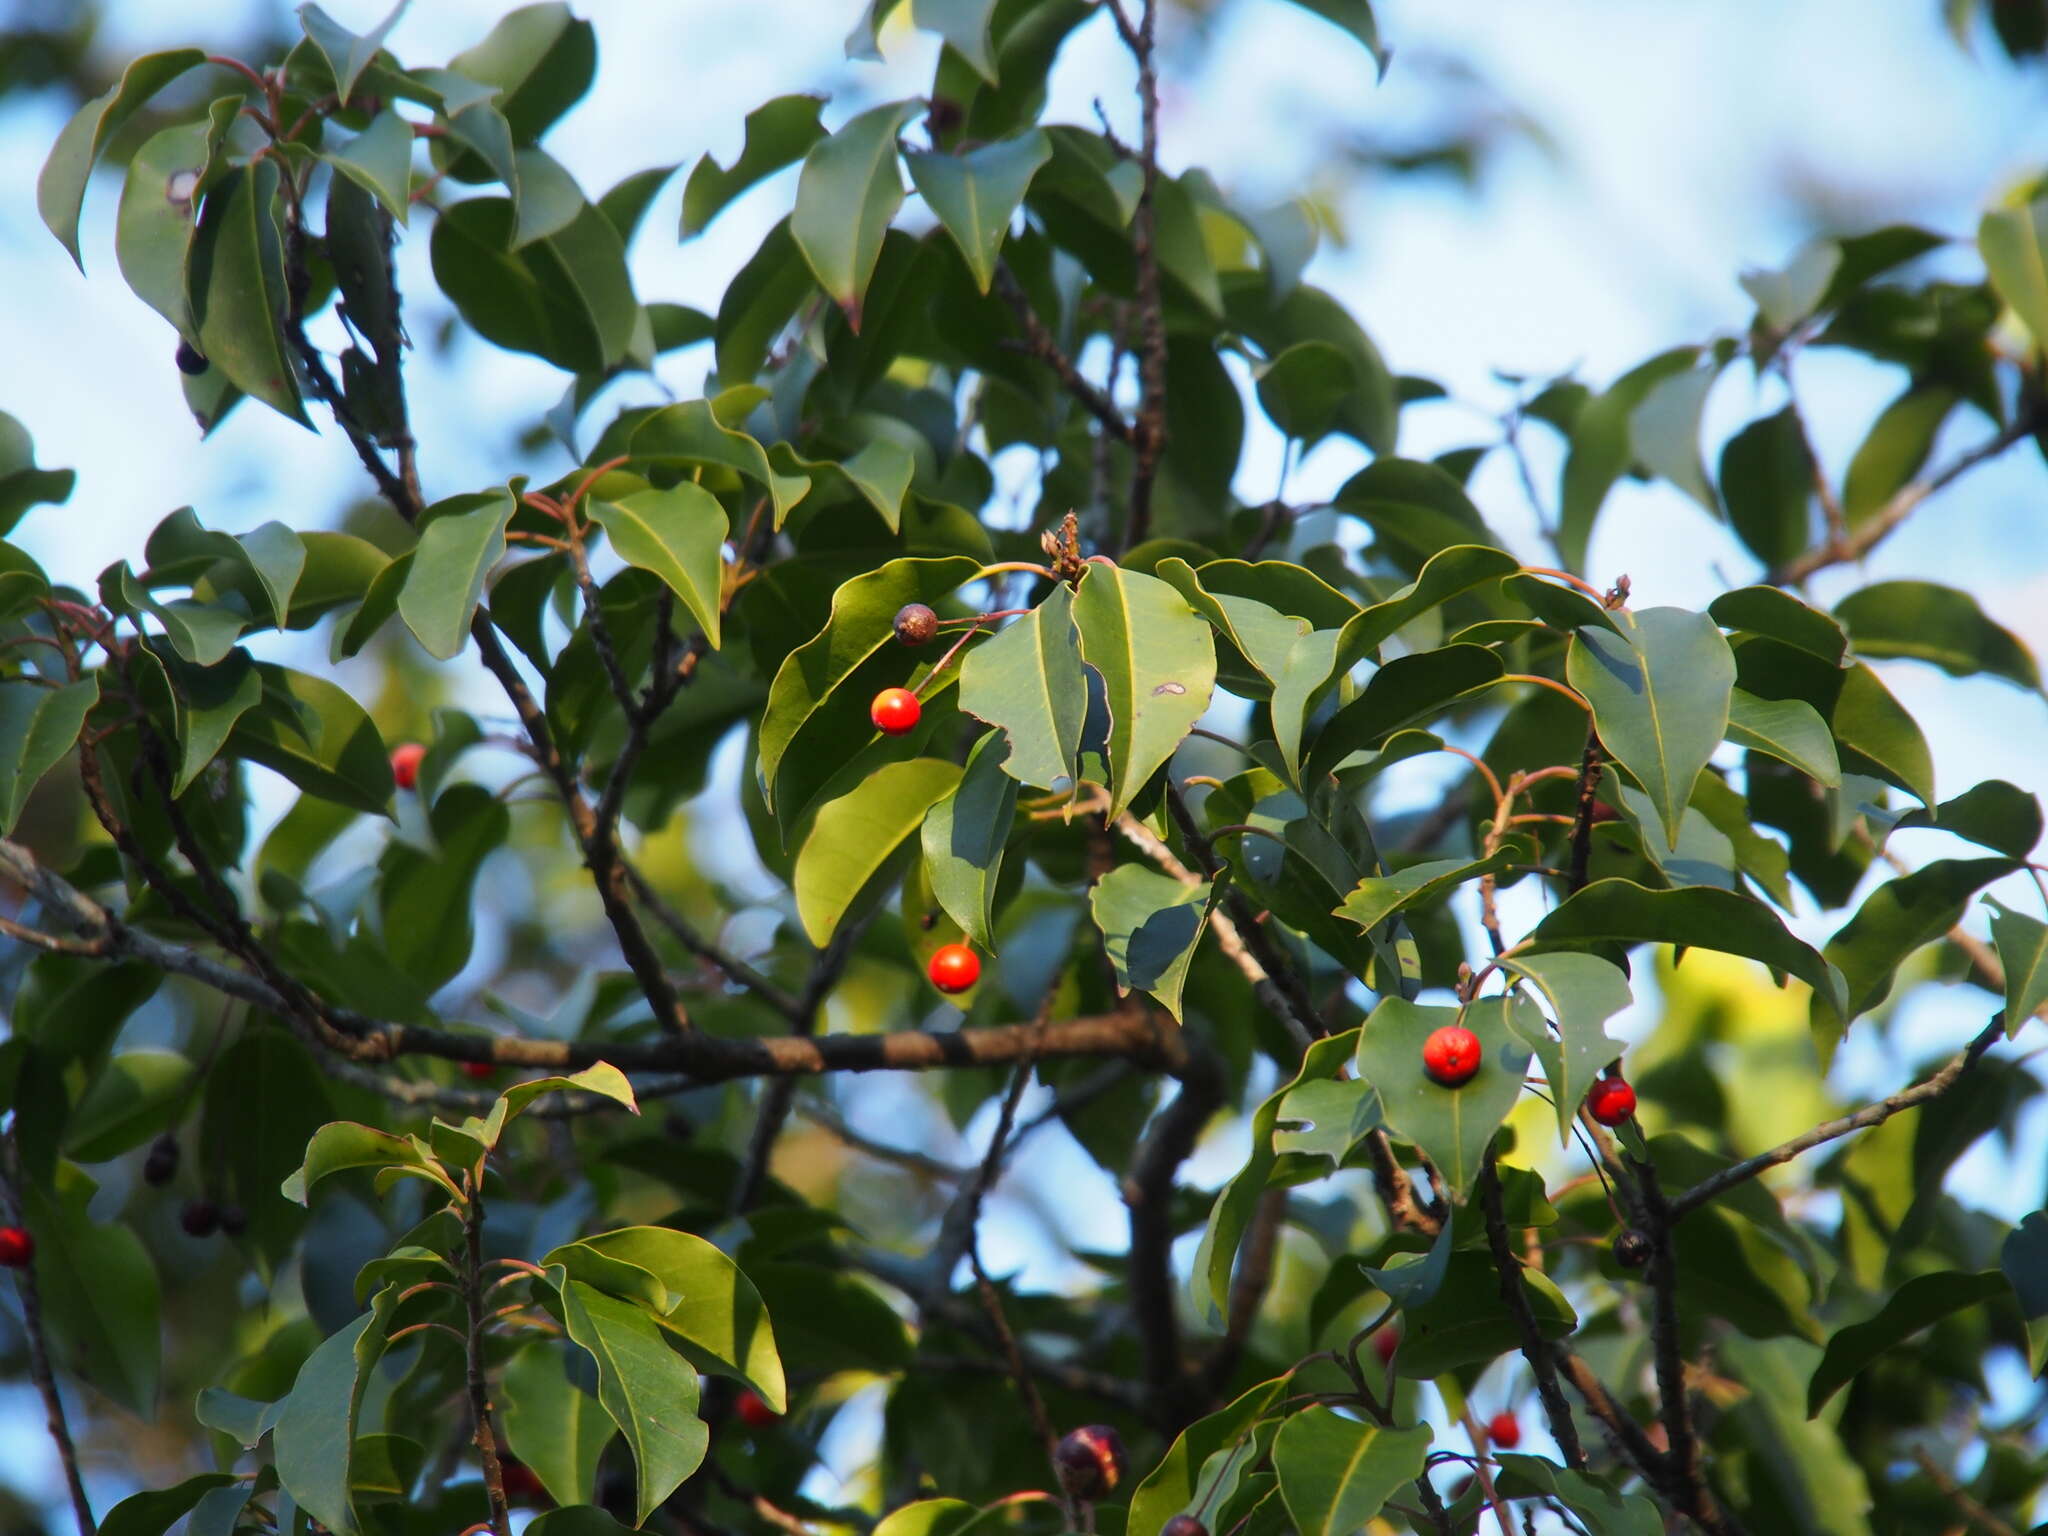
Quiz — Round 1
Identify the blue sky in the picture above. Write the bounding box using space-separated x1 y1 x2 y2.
3 0 2048 1523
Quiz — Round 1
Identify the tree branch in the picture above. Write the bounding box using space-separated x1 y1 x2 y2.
731 925 860 1212
1111 0 1168 551
993 265 1132 445
1479 1152 1586 1469
0 1146 95 1536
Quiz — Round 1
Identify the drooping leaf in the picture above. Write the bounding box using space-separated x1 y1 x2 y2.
1806 1269 2009 1414
1719 406 1813 570
1091 863 1217 1021
958 583 1090 792
905 131 1050 293
22 1162 162 1416
1071 562 1218 818
297 2 406 105
38 47 207 263
589 482 729 648
377 784 512 990
228 663 394 815
272 1286 397 1536
189 160 310 425
790 99 921 327
1820 856 2017 1025
1128 1379 1290 1536
1493 1456 1663 1536
624 399 809 526
1567 606 1736 850
1726 689 1841 787
1271 1410 1431 1536
322 109 415 224
1987 898 2048 1037
1629 361 1720 512
1395 1247 1578 1375
1354 995 1533 1200
115 107 234 339
501 1339 619 1507
681 94 827 237
0 676 98 834
795 757 962 945
398 488 516 659
1498 952 1632 1144
1841 386 1954 527
1277 0 1389 74
922 730 1017 947
1980 196 2048 354
2001 1211 2048 1375
1558 347 1698 571
1834 580 2040 690
1332 852 1512 935
558 1278 710 1526
1305 645 1505 784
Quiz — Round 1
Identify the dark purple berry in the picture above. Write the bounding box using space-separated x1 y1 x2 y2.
142 1132 180 1187
180 1199 220 1238
218 1204 248 1238
1161 1518 1209 1536
174 340 209 376
893 602 939 646
1614 1228 1653 1269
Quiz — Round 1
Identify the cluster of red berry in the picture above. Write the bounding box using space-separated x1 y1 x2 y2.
1419 1024 1636 1125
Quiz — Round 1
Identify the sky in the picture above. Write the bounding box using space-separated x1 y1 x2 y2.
3 0 2048 1525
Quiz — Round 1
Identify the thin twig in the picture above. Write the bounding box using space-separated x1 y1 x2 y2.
732 926 860 1212
1912 1449 2022 1536
1113 0 1168 551
0 1147 94 1536
1478 1152 1586 1469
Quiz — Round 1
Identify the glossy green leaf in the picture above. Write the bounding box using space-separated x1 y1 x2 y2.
322 109 415 225
1071 562 1218 818
1268 626 1344 789
1987 898 2048 1037
1719 406 1812 570
1330 543 1520 666
795 757 962 945
1355 995 1533 1200
115 108 233 339
1834 579 2040 689
200 1026 332 1266
23 1162 161 1415
1727 689 1841 787
922 730 1017 947
589 482 729 648
1305 644 1505 784
99 1476 238 1536
190 160 309 425
2001 1211 2048 1374
959 583 1089 792
1895 779 2041 857
1332 851 1511 935
298 2 404 105
1498 952 1631 1144
1128 1379 1290 1536
757 556 977 809
716 216 816 383
791 99 920 327
1330 461 1507 572
1821 857 2016 1024
1091 863 1216 1021
767 436 913 531
912 0 1001 80
906 131 1049 292
229 663 393 815
1979 196 2048 353
1396 1248 1577 1376
281 1121 446 1206
625 399 809 525
1257 340 1361 444
398 488 515 659
559 1277 709 1526
1280 0 1388 73
379 784 511 990
1271 1409 1431 1536
273 1286 397 1536
38 48 206 263
1493 1456 1662 1536
429 197 638 373
1807 1269 2008 1414
1192 1031 1358 1325
1567 606 1736 850
1711 585 1846 663
502 1340 617 1507
445 3 596 145
1842 386 1955 527
1535 879 1848 1025
682 93 826 237
0 676 98 834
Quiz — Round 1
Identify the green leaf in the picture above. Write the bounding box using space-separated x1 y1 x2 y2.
378 784 512 990
1720 1335 1874 1533
228 663 393 815
1807 1269 2009 1414
625 399 810 526
99 1476 239 1536
682 94 827 237
63 1049 194 1163
1535 879 1848 1026
1330 542 1520 665
1988 898 2048 1037
1355 995 1533 1200
1257 341 1363 444
1129 1379 1290 1536
958 583 1089 792
1355 1220 1453 1309
1271 1410 1431 1536
922 730 1017 947
115 107 234 339
0 676 97 834
559 1277 709 1526
190 160 310 425
1330 462 1506 572
38 47 206 263
1726 690 1840 787
1396 1248 1578 1375
2001 1211 2048 1374
496 1062 640 1126
1834 580 2040 689
1821 857 2017 1024
281 1121 447 1206
1558 347 1698 571
1566 606 1735 850
1896 780 2041 857
589 482 729 648
429 197 639 374
1091 863 1217 1022
1192 1031 1358 1326
791 100 920 327
1629 361 1720 512
558 1226 785 1409
756 556 976 808
398 488 516 659
1493 1456 1662 1536
1269 626 1344 789
1841 386 1955 527
1332 852 1511 935
1719 406 1812 570
444 3 596 146
200 1026 333 1266
912 0 1002 80
1979 196 2048 353
526 1510 639 1536
906 131 1050 293
1711 585 1846 663
322 109 415 225
795 757 962 945
871 1502 985 1536
273 1286 397 1536
1305 645 1505 784
1498 952 1632 1145
23 1162 161 1415
767 436 914 531
716 217 816 383
298 2 405 105
1071 562 1218 818
502 1340 617 1507
1279 0 1389 73
0 411 75 538
1740 238 1844 331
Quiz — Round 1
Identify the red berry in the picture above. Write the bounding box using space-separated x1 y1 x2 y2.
390 742 427 791
735 1389 781 1428
0 1226 32 1268
1373 1326 1399 1366
462 1060 494 1081
870 687 921 736
1487 1411 1521 1449
1587 1074 1637 1127
1161 1518 1209 1536
1054 1426 1127 1500
1422 1024 1482 1088
927 942 981 994
500 1459 545 1503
